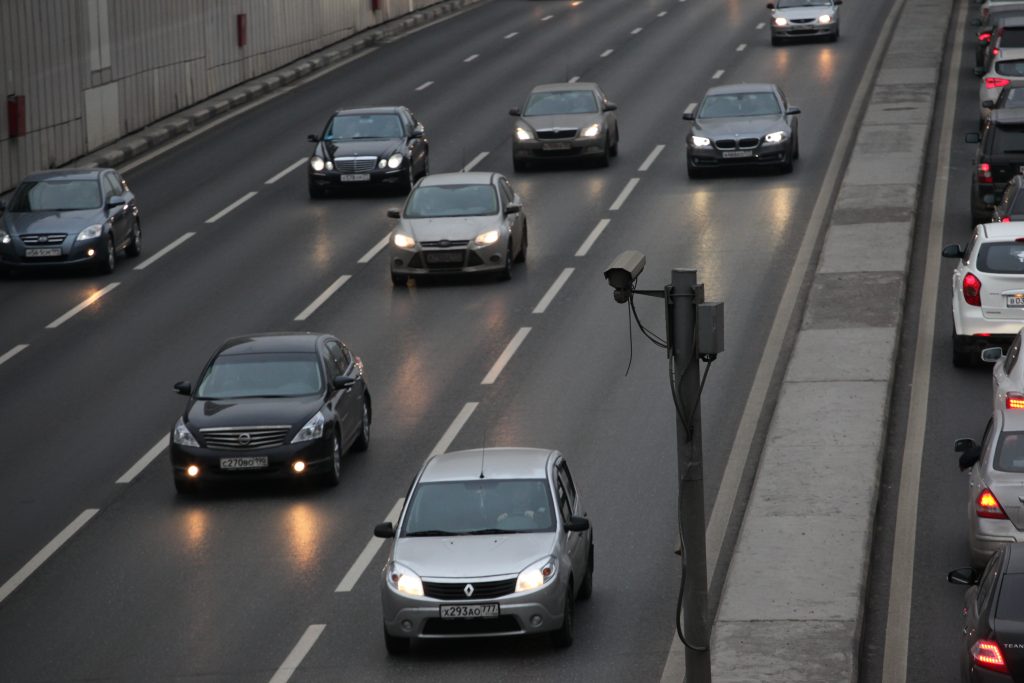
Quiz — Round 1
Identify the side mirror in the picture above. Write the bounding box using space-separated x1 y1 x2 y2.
374 522 395 538
948 567 980 586
983 99 995 109
682 112 696 121
766 2 775 7
509 107 522 117
966 132 982 144
411 124 425 138
786 106 801 116
564 516 590 532
504 203 522 215
955 438 977 453
106 194 126 209
604 102 618 112
974 67 986 77
942 244 964 259
387 208 401 219
834 0 842 4
333 375 356 390
307 134 319 143
956 438 981 471
982 347 1005 363
174 381 192 396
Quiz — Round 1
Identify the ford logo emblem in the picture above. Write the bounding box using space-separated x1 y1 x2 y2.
440 240 451 247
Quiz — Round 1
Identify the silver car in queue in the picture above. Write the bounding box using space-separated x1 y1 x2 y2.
766 0 841 45
373 447 594 654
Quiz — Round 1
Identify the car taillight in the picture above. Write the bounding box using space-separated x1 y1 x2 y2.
971 639 1009 673
979 162 994 184
964 272 982 306
994 47 1002 56
1003 216 1012 222
1007 393 1024 409
980 32 993 42
977 489 1009 519
987 77 1012 89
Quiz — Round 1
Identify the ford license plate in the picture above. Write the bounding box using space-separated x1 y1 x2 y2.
1008 293 1024 307
25 247 62 257
542 142 572 151
339 174 370 182
220 456 269 470
439 603 500 619
425 251 464 264
722 150 753 159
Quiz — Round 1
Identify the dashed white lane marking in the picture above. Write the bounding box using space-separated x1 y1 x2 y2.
0 344 29 368
504 31 518 39
205 191 257 224
631 27 643 34
756 21 766 29
46 283 121 329
569 76 581 83
295 275 351 321
463 152 489 172
415 80 434 91
737 43 747 51
432 402 479 456
639 144 665 172
542 14 554 21
658 10 668 16
482 328 531 385
712 69 725 79
609 178 640 211
576 219 610 257
116 434 169 484
265 158 306 184
335 498 406 592
684 102 697 115
358 236 389 264
464 53 479 63
534 268 574 314
268 624 326 683
600 49 614 58
134 232 195 271
0 509 98 605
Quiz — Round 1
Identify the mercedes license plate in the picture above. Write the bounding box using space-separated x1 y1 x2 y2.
220 456 269 470
722 150 753 159
339 174 370 182
542 142 572 151
439 603 500 619
25 247 62 257
1008 293 1024 307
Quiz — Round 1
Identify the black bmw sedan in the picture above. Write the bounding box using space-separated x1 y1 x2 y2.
0 168 141 274
306 106 429 198
169 333 371 494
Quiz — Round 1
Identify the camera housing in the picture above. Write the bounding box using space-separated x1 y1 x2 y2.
604 250 646 298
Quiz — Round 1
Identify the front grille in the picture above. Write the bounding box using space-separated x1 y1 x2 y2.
21 233 67 245
199 426 292 450
420 239 470 248
422 615 521 636
790 17 814 23
423 579 517 601
714 139 736 150
333 157 378 173
738 137 759 149
536 128 578 140
714 138 759 150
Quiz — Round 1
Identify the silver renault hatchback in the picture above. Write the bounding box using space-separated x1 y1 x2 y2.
373 447 594 654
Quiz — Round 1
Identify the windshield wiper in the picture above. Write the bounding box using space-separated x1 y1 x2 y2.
405 529 462 537
466 528 519 535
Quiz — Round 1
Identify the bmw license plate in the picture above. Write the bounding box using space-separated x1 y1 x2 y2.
220 456 269 470
722 150 754 159
25 247 62 257
339 174 370 182
440 603 500 619
1007 293 1024 307
542 142 572 151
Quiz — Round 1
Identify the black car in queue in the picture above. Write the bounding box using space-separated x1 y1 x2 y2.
169 333 371 494
968 109 1024 225
307 106 429 198
992 173 1024 223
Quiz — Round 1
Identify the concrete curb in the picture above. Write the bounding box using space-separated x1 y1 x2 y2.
709 0 953 679
75 0 485 171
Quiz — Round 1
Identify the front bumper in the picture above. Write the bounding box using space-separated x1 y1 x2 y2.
513 137 606 161
770 22 837 38
169 434 334 483
687 141 790 168
0 235 109 270
308 166 407 189
390 240 508 277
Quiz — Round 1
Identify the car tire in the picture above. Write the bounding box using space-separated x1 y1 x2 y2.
323 432 342 487
610 129 619 157
401 166 416 194
391 272 409 287
308 182 327 199
513 157 528 173
771 35 782 46
687 158 704 179
597 137 611 168
384 627 410 655
126 221 142 258
515 223 528 264
793 136 800 160
352 399 371 452
174 477 198 496
953 334 975 368
98 234 116 274
779 153 794 174
578 543 594 601
830 25 839 42
550 584 575 648
499 245 513 281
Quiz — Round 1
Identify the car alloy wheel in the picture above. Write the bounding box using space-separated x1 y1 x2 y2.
98 235 116 274
551 584 575 647
514 224 528 264
324 432 342 487
353 401 370 452
126 222 142 257
499 245 513 281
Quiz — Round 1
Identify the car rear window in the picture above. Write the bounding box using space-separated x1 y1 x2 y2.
990 124 1024 154
1001 28 1024 48
995 431 1024 471
978 242 1024 274
996 574 1024 619
997 59 1024 77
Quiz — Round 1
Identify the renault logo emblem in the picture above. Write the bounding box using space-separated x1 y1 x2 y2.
238 433 251 446
464 584 474 597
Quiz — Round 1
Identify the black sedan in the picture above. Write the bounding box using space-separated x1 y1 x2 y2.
169 333 371 494
307 106 429 198
0 168 141 274
683 83 800 177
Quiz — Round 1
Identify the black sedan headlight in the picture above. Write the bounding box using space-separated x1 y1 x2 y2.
0 229 10 245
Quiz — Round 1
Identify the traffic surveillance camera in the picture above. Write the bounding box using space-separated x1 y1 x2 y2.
604 250 646 303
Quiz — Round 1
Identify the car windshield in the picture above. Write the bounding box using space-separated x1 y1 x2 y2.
8 179 102 211
776 0 832 6
978 242 1024 273
325 114 404 140
698 92 781 118
524 90 599 115
402 479 555 536
196 352 323 399
996 59 1024 77
404 184 498 218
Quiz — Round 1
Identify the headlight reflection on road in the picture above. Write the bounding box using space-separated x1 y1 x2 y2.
183 508 209 554
816 48 836 82
286 504 321 572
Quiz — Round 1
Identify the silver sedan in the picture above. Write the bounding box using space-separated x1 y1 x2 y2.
767 0 841 45
373 447 594 654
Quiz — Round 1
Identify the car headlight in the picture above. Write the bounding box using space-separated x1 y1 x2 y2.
172 417 199 448
386 562 424 597
0 229 10 245
764 131 787 144
310 156 326 172
690 135 712 148
582 123 601 138
818 14 832 23
387 153 404 169
474 229 501 246
515 126 533 141
393 232 416 249
515 557 558 593
292 412 325 444
773 16 788 26
76 224 104 241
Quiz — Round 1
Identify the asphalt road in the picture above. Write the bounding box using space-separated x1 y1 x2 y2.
0 0 895 680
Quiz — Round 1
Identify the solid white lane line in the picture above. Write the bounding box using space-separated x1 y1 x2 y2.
639 145 666 172
712 69 725 79
609 178 640 211
631 27 643 34
542 14 554 21
534 269 574 315
482 327 531 385
295 275 351 321
358 236 389 264
335 498 406 592
736 43 747 51
462 152 489 172
658 10 668 16
464 53 479 62
756 21 766 29
684 102 697 115
45 283 121 329
576 219 610 257
268 624 326 683
134 232 195 271
0 509 98 605
504 32 518 39
265 158 306 184
600 49 614 58
205 191 257 224
415 81 434 91
881 2 965 682
432 402 479 456
116 435 169 484
0 344 29 368
569 76 581 83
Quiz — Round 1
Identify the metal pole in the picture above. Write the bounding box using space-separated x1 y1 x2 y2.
669 268 711 683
